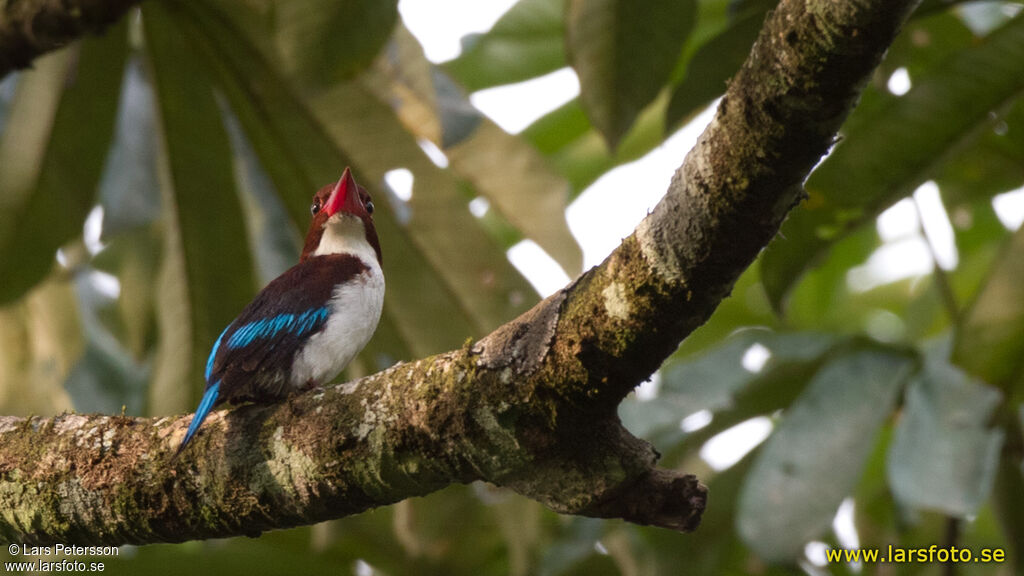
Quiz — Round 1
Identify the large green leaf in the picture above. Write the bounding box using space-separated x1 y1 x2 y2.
934 99 1024 205
273 0 398 87
737 346 916 562
621 328 840 454
887 358 1003 516
0 276 81 415
444 0 566 92
566 0 696 149
659 328 837 416
954 223 1024 389
90 227 161 363
373 26 582 273
521 98 592 157
524 1 752 198
0 24 126 303
664 8 763 130
760 14 1024 311
522 92 682 196
142 3 256 407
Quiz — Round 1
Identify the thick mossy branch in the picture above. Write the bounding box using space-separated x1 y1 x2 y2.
0 351 702 544
0 0 919 546
0 0 142 78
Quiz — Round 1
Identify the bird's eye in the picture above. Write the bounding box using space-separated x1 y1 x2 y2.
311 199 321 216
365 200 374 215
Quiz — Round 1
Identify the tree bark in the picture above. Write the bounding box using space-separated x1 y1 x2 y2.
0 0 921 545
0 0 142 79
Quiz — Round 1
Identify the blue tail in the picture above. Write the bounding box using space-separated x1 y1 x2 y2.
176 381 221 455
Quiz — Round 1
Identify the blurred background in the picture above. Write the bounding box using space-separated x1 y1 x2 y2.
1 0 1023 574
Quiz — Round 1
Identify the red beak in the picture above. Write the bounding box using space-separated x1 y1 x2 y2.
324 167 360 217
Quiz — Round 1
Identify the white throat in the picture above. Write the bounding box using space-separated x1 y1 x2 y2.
314 215 378 265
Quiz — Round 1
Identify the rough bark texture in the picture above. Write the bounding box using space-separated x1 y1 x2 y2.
0 0 142 79
0 0 921 545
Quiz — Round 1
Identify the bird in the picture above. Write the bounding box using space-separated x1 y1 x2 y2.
177 167 384 454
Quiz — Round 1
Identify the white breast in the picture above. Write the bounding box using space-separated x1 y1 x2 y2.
290 216 385 387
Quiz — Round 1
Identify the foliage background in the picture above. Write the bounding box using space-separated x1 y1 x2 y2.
0 0 1023 574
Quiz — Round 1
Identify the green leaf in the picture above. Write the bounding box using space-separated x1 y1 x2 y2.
566 0 696 149
142 3 256 406
521 98 591 157
848 422 897 552
525 0 758 198
954 223 1024 389
446 122 583 273
90 226 162 362
523 92 680 196
887 359 1003 516
622 327 840 457
444 0 567 92
0 276 81 416
737 347 916 562
660 328 837 415
664 8 763 130
368 27 582 273
936 98 1024 206
760 14 1024 311
0 23 127 303
273 0 398 86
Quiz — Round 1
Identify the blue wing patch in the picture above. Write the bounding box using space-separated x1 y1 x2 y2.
206 326 229 382
227 307 330 350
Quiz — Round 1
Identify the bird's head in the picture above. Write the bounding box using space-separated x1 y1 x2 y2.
301 167 382 265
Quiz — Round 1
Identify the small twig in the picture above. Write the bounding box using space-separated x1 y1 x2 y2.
912 196 959 324
942 516 961 576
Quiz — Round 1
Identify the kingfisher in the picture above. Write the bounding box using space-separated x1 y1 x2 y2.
177 167 384 454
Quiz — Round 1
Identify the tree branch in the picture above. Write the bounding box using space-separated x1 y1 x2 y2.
0 0 141 79
0 0 920 545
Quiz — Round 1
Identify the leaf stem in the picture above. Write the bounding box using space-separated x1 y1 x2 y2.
912 195 959 325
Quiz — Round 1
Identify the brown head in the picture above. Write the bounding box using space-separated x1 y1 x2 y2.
301 167 382 265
